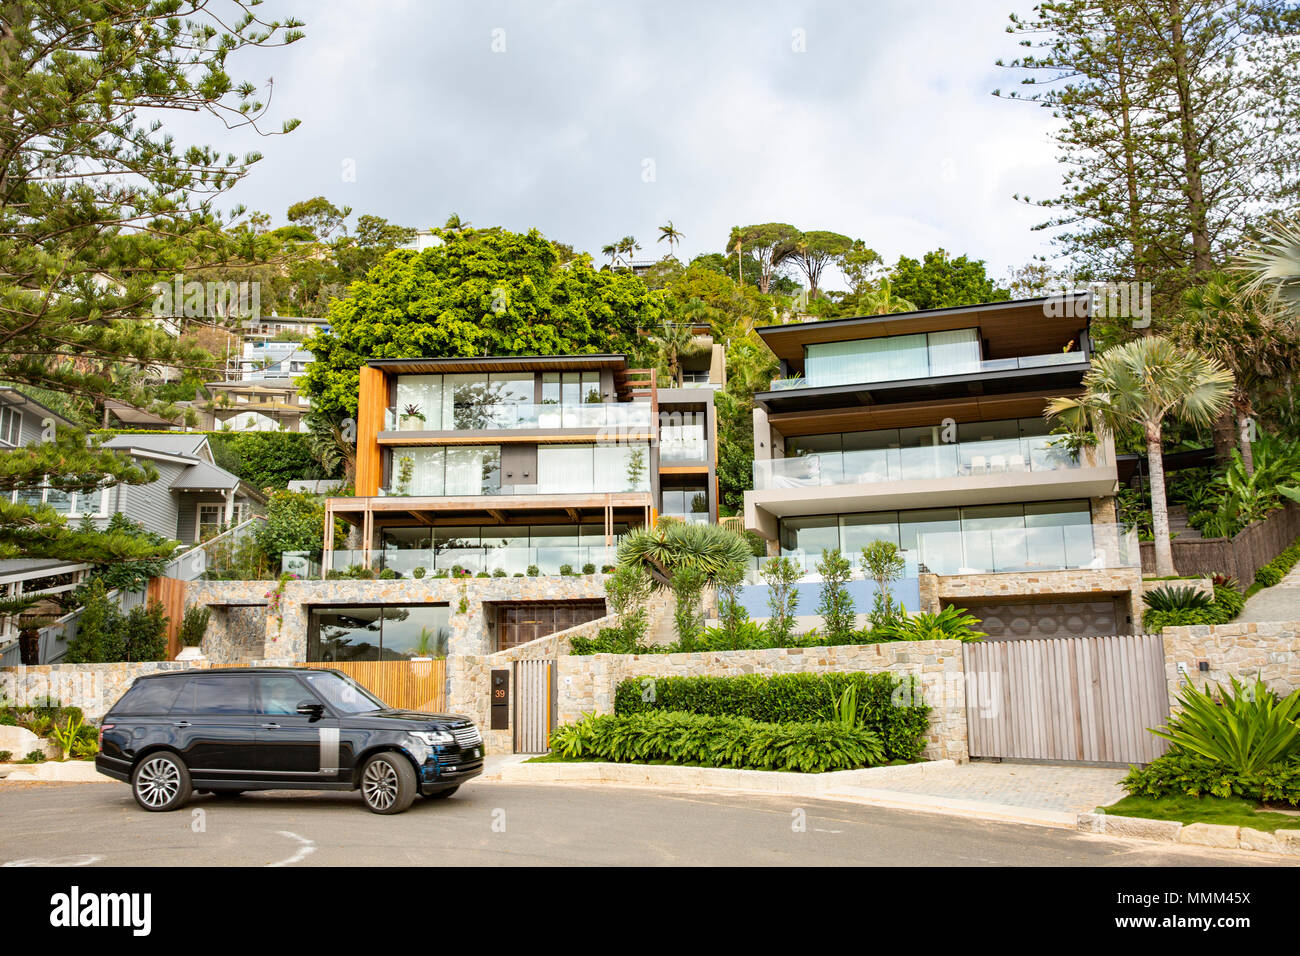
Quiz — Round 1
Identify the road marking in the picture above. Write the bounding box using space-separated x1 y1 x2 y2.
267 831 316 867
3 854 102 867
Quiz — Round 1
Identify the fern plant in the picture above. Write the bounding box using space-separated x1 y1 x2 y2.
1143 585 1213 613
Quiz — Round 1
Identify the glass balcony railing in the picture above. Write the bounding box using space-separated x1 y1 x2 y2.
383 403 654 432
752 435 1090 491
659 438 708 463
742 524 1139 583
379 481 651 498
330 546 618 577
768 351 1087 392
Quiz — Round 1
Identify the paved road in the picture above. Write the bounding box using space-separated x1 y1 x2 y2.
0 782 1291 866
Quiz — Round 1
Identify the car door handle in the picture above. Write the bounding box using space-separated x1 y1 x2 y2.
261 723 280 730
172 720 191 728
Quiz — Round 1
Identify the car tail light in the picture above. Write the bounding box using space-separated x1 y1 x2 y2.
98 723 113 748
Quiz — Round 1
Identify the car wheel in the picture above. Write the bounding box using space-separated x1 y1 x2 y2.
360 753 416 814
132 752 191 812
424 786 459 799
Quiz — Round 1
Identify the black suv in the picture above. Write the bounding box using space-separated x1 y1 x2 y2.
95 667 484 814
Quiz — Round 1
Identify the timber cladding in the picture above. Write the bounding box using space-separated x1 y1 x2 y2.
355 365 387 497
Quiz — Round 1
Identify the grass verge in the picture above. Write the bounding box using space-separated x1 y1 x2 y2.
1100 794 1300 832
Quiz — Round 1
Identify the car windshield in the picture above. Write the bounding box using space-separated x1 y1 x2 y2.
301 671 387 714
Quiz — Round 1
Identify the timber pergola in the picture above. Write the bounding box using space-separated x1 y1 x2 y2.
323 491 654 573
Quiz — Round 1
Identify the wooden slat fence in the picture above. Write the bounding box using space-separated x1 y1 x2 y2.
230 659 447 713
964 634 1169 765
1140 501 1300 585
514 659 555 754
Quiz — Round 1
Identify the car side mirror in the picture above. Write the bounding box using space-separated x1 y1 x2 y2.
296 699 325 719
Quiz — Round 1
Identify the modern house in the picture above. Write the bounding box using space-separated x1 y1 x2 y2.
743 294 1142 639
323 354 719 576
96 434 265 543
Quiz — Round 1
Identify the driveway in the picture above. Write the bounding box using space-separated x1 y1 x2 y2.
0 781 1288 867
1237 562 1300 622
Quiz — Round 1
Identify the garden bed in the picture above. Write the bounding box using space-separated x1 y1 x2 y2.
1099 794 1300 832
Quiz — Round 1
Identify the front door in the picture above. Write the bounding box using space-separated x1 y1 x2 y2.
252 674 338 778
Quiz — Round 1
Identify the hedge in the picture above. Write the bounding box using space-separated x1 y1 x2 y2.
1123 751 1300 806
613 671 931 762
1255 538 1300 588
548 711 885 773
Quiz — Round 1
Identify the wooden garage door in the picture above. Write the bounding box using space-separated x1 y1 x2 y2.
969 600 1119 641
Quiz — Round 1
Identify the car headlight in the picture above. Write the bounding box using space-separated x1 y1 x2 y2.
408 730 454 746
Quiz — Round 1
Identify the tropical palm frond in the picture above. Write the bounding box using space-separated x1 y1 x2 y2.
1236 218 1300 315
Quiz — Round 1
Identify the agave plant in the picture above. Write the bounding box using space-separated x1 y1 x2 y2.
1151 676 1300 774
617 521 753 585
1142 586 1213 613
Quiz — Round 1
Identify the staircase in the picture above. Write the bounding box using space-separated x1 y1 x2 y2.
1167 505 1202 541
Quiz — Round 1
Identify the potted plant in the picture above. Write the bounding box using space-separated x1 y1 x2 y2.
399 402 426 430
176 605 211 662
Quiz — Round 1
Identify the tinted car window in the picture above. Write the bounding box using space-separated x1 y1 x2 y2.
255 675 314 716
301 671 385 714
171 676 253 715
111 679 183 716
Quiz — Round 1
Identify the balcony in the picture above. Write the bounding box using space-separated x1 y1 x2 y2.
753 435 1086 491
330 545 618 577
383 402 654 433
659 438 709 464
746 435 1118 530
742 523 1139 582
769 350 1087 392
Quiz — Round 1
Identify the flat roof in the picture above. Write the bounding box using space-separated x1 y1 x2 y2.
755 294 1092 363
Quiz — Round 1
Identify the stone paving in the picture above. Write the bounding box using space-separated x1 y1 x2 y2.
1236 561 1300 623
838 760 1129 814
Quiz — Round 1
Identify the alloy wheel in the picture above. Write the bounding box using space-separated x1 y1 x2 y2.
362 759 399 811
136 757 181 809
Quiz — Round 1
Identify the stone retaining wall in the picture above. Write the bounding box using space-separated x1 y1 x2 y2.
0 661 207 719
1161 620 1300 701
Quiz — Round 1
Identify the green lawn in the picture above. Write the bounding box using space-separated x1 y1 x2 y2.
1100 794 1300 832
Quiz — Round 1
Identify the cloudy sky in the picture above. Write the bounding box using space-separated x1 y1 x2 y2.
213 0 1063 292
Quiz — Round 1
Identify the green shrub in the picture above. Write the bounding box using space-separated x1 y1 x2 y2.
760 555 801 644
873 606 986 643
0 751 11 762
19 750 46 764
1123 751 1300 806
1151 676 1300 774
1255 537 1300 588
1143 585 1213 612
526 565 540 577
378 568 397 579
413 567 426 579
1143 581 1245 631
493 568 507 578
582 563 597 575
549 711 886 773
558 564 573 576
568 629 660 655
177 604 210 648
614 671 931 762
815 548 855 643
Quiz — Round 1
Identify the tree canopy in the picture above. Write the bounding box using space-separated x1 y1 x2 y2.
302 227 665 421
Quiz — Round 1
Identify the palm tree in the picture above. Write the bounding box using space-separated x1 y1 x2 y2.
1046 337 1234 577
1170 275 1300 474
443 213 471 234
652 319 696 386
1237 218 1300 319
657 221 684 258
617 235 641 268
856 277 916 315
601 242 619 268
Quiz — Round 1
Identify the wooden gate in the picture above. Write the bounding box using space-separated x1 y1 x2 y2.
963 634 1170 765
514 659 555 754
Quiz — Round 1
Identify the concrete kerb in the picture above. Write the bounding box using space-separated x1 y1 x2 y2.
1077 812 1300 858
0 761 106 783
480 757 958 794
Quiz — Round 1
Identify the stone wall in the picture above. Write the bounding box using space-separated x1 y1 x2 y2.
1161 620 1300 701
922 567 1144 634
553 640 969 763
187 575 611 662
0 661 207 719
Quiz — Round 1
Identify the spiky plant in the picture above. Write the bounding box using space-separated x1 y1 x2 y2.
1151 676 1300 774
617 521 752 585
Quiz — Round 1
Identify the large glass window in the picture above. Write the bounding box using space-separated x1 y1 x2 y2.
307 604 451 661
388 446 499 496
538 442 650 493
175 676 253 715
804 328 982 388
779 500 1097 576
542 371 601 405
395 374 443 430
